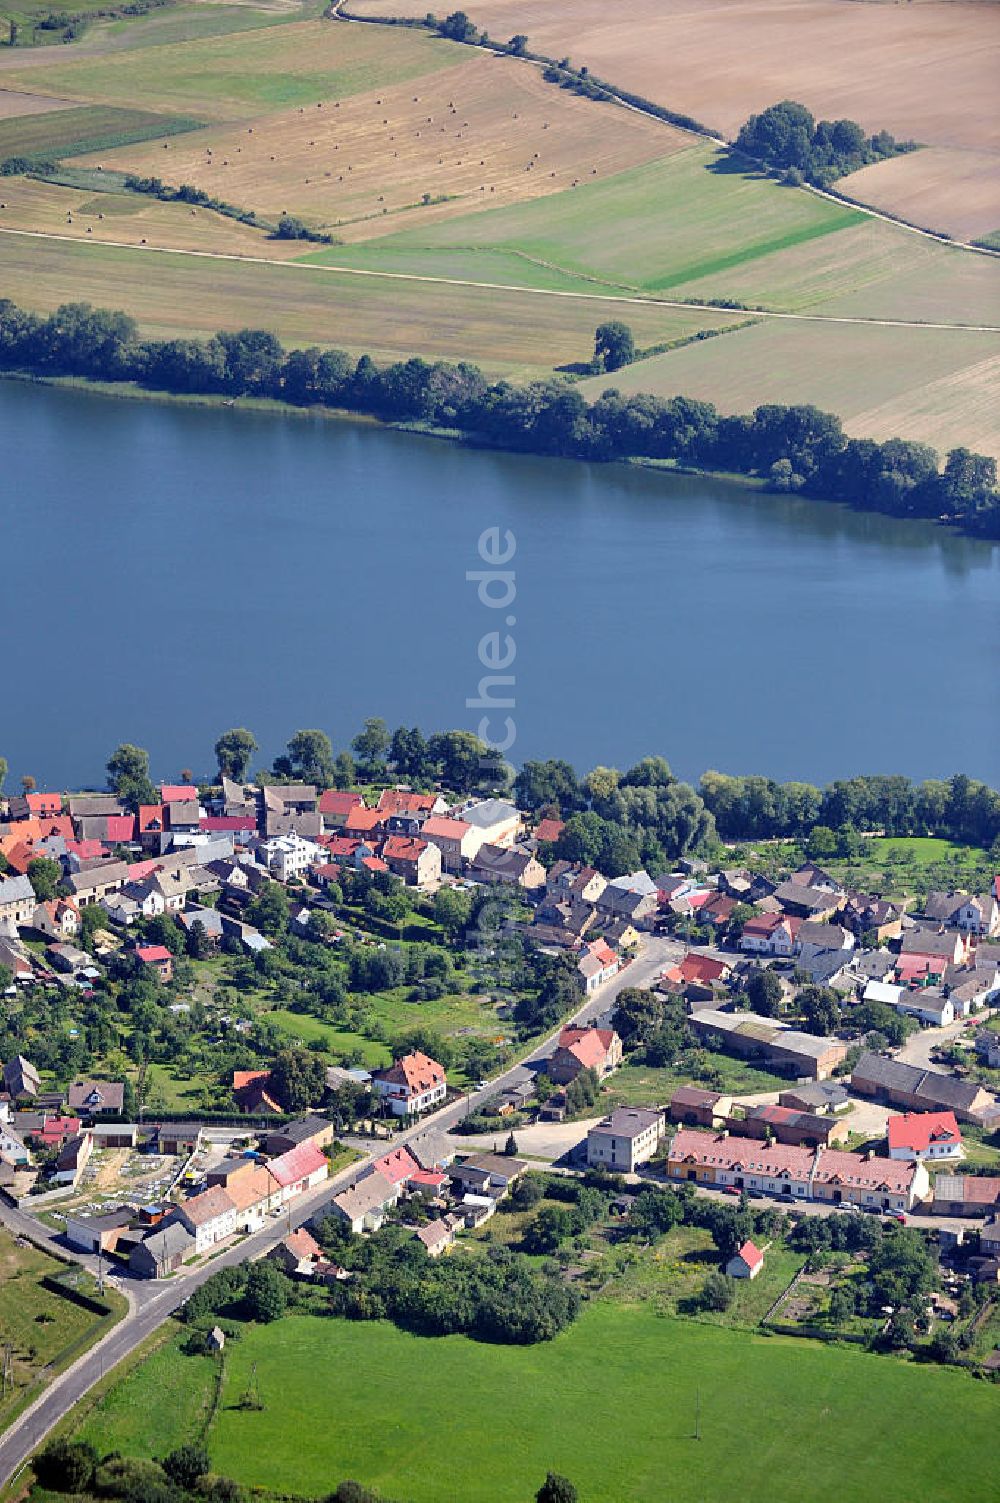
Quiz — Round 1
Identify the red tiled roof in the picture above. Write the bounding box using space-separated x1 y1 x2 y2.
735 1239 764 1271
382 835 428 862
345 807 383 833
65 840 107 860
666 953 728 985
534 817 565 844
127 859 159 882
743 912 787 936
319 789 364 816
105 815 136 843
557 1026 616 1070
407 1169 448 1191
136 945 171 963
377 789 436 815
138 805 165 834
181 1185 235 1227
379 1051 446 1095
322 836 364 858
233 1069 270 1090
373 1146 421 1184
422 815 471 840
284 1226 322 1260
161 785 197 803
361 856 389 873
268 1140 327 1187
26 793 62 816
887 1111 961 1153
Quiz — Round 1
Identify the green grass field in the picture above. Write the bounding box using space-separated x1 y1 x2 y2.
3 19 464 121
0 105 202 160
345 145 862 294
77 1306 1000 1503
0 1231 127 1433
604 1056 787 1108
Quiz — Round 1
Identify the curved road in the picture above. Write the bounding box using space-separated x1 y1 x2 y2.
0 936 676 1488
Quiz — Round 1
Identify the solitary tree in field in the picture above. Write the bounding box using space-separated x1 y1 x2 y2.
508 33 528 54
593 320 635 372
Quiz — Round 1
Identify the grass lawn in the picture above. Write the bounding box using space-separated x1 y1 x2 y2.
76 1329 218 1458
604 1057 786 1108
263 1008 392 1069
0 1231 127 1433
79 1306 1000 1503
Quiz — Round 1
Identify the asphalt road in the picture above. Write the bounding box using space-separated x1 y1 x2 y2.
0 937 679 1486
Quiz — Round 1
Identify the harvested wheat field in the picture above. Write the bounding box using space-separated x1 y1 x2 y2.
0 87 76 118
77 52 683 238
579 318 1000 460
354 0 1000 234
841 148 1000 244
0 177 306 257
0 230 744 373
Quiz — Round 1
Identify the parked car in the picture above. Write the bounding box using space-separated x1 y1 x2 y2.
886 1210 907 1224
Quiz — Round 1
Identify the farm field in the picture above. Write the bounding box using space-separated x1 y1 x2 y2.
0 1 328 60
83 51 682 237
0 18 463 121
580 319 1000 462
75 1306 1000 1503
0 177 308 256
842 147 1000 244
0 88 75 117
352 0 1000 236
0 104 201 159
0 231 744 373
0 1230 127 1433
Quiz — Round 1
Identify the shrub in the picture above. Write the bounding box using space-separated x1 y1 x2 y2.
34 1439 98 1493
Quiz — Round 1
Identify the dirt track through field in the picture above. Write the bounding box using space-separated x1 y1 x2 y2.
1 220 998 332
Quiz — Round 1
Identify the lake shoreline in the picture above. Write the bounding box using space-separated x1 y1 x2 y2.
2 370 974 543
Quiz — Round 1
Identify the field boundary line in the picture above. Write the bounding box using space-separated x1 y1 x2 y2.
330 1 1000 261
3 223 1000 333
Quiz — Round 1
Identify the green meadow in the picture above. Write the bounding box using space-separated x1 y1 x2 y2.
77 1306 1000 1503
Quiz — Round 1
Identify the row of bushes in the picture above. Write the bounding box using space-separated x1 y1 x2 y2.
0 297 996 534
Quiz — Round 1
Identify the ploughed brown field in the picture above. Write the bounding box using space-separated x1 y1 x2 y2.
78 52 685 239
352 0 1000 238
840 147 1000 244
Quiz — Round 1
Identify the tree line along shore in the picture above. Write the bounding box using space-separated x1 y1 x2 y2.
1 297 997 536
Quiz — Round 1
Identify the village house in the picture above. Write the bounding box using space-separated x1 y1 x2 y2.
668 1086 732 1128
666 1129 928 1212
726 1240 764 1280
548 1025 623 1084
329 1170 399 1234
449 1153 527 1199
31 898 81 941
459 799 522 858
471 843 545 890
64 1208 134 1255
923 890 1000 936
739 1103 850 1148
381 835 442 888
372 1050 447 1117
129 1220 195 1278
842 893 905 943
887 1111 963 1162
900 925 971 968
547 863 606 905
0 1122 31 1166
773 880 845 922
176 1184 238 1253
3 1054 41 1099
158 1123 202 1156
0 874 36 934
52 1131 94 1187
232 1069 283 1114
577 938 621 994
417 815 477 872
739 912 800 956
266 1140 329 1201
253 833 325 883
135 944 174 982
67 861 130 907
264 1115 334 1156
68 1080 125 1116
318 789 364 829
414 1219 454 1257
226 1163 283 1229
268 1226 326 1277
587 1108 665 1172
596 879 659 930
778 1081 851 1114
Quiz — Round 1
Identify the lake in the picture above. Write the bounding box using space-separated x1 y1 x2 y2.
2 378 998 791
